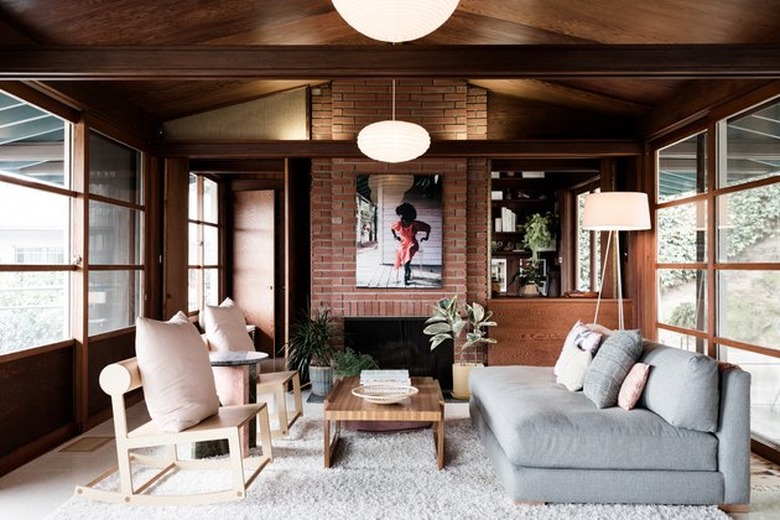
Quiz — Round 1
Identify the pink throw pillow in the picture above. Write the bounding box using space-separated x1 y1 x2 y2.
618 362 650 411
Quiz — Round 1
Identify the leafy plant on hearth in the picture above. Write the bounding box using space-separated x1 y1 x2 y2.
287 306 340 383
332 347 379 380
423 296 496 365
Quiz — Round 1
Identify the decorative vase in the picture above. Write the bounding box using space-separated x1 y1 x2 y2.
522 283 539 296
451 362 483 400
310 365 333 396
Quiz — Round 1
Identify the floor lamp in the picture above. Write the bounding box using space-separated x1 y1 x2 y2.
582 192 651 330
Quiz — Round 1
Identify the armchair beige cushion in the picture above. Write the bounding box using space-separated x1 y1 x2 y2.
204 299 254 352
135 311 220 432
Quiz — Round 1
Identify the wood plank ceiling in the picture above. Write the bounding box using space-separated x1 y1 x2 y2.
1 0 779 137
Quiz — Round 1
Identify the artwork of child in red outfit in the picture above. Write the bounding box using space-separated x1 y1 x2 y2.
391 202 431 285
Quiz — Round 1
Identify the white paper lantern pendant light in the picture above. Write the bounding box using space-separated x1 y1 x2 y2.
332 0 460 43
357 80 431 163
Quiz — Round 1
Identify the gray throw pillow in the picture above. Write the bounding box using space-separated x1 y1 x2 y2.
583 330 643 408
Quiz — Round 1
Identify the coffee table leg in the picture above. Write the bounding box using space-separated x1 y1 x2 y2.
434 419 445 469
324 418 341 468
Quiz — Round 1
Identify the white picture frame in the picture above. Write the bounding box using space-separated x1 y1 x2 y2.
491 258 508 293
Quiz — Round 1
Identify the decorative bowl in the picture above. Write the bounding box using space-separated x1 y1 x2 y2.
351 384 419 404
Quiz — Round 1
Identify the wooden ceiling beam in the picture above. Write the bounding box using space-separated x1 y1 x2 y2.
152 139 641 159
1 44 780 80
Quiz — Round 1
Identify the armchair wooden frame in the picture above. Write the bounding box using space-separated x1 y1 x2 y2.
75 357 273 505
257 370 303 437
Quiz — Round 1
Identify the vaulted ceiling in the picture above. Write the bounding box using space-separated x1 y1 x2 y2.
1 0 779 140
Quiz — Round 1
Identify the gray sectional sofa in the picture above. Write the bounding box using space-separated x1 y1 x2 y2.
469 340 751 508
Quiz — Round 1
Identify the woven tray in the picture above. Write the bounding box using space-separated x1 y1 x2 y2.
351 384 419 404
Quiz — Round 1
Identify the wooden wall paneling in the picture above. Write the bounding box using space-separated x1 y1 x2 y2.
144 156 164 320
487 298 633 366
162 157 190 318
0 346 75 475
71 120 89 432
85 331 136 426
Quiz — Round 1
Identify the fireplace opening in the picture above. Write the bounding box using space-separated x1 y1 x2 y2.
344 317 453 391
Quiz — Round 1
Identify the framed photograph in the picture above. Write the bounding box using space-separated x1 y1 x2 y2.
491 258 508 293
355 174 443 288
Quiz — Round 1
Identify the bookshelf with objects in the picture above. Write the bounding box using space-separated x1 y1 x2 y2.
490 170 559 298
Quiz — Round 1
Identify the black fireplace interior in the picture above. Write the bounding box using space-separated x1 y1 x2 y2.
344 317 454 391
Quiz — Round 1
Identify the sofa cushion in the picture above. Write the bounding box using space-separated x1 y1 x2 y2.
638 342 720 432
553 321 603 376
469 366 717 472
583 330 643 408
557 348 592 391
618 362 650 410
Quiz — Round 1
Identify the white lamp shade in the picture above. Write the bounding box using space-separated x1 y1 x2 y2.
582 191 651 231
357 120 431 163
332 0 459 43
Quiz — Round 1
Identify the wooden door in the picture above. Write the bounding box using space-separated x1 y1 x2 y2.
233 190 276 355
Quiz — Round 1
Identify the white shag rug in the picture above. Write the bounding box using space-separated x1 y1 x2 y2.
48 417 730 520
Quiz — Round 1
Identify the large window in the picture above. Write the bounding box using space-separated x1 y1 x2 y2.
575 185 601 291
0 92 72 354
188 174 220 314
655 98 780 449
87 131 143 335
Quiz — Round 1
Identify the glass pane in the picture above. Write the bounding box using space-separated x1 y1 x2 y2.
88 270 142 335
204 268 219 307
657 132 707 203
0 182 69 264
719 346 780 448
657 328 707 354
717 184 780 262
657 268 707 331
204 225 218 265
89 201 142 265
721 99 780 188
576 192 591 290
188 173 198 220
89 131 141 204
0 271 68 353
188 268 198 312
188 222 199 265
718 270 780 350
203 178 218 224
0 92 69 188
657 201 707 263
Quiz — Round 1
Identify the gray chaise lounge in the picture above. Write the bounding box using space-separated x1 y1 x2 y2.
469 340 751 510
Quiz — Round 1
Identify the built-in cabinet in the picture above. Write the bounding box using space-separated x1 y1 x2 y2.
490 171 559 298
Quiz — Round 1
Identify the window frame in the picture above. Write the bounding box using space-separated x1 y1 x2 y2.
188 174 222 316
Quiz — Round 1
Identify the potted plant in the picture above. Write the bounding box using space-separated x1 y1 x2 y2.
287 306 339 396
332 347 379 381
523 212 557 260
423 296 497 399
510 260 545 296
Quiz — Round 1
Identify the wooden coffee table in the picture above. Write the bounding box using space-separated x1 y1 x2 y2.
323 376 445 469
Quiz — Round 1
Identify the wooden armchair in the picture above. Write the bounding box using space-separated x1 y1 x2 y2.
75 357 273 505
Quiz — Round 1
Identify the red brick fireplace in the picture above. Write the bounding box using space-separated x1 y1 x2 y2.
310 79 490 364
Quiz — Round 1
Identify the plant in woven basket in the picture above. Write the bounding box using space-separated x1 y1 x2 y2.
423 296 496 365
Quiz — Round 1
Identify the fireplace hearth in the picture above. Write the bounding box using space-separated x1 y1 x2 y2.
344 317 454 391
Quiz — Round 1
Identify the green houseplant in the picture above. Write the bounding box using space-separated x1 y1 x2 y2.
523 212 557 260
332 347 379 380
510 260 545 296
423 296 497 399
287 306 339 396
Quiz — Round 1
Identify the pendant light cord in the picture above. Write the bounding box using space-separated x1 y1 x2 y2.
392 79 396 121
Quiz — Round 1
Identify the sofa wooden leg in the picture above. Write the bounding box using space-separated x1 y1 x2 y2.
719 503 750 514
